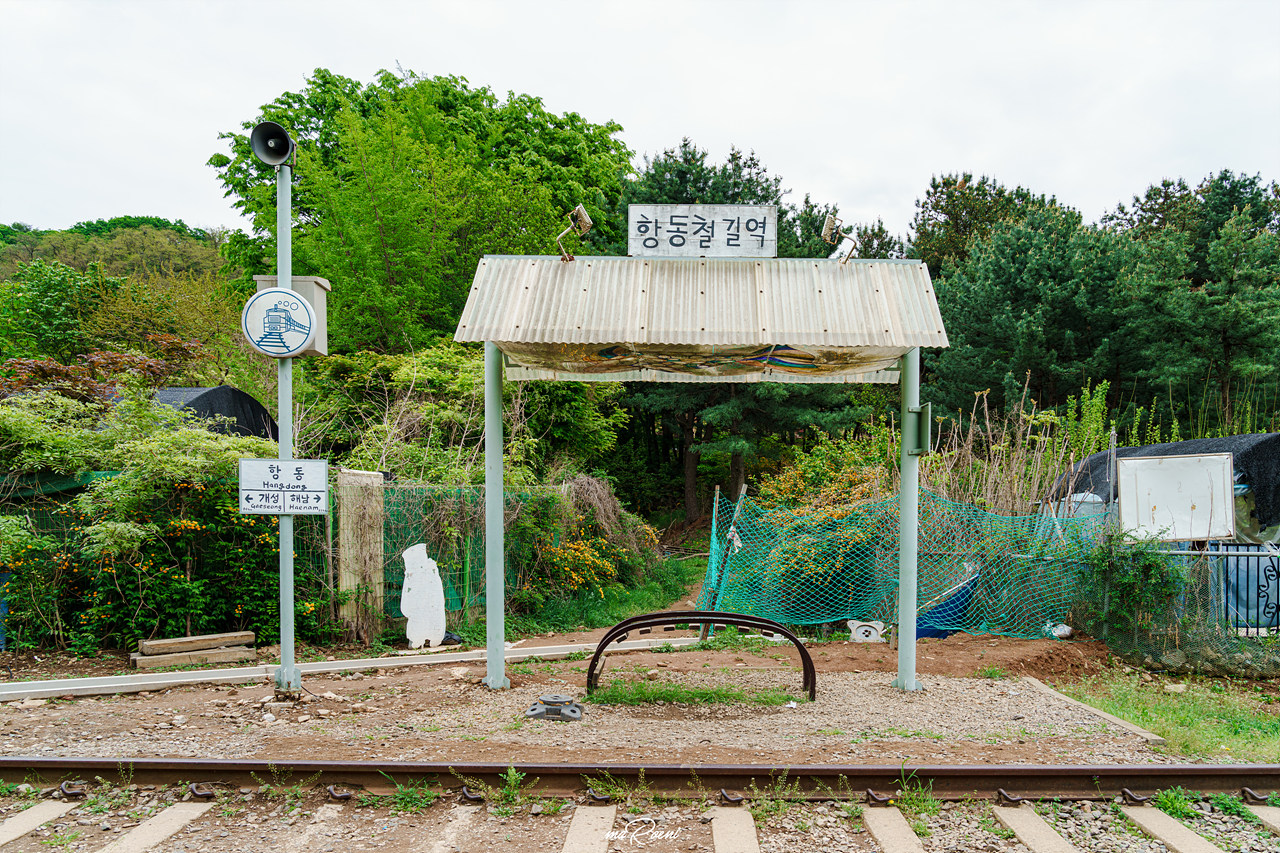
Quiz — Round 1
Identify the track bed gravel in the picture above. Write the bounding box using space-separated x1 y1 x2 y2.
0 637 1164 767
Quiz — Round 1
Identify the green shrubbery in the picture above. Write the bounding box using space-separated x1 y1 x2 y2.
0 387 342 653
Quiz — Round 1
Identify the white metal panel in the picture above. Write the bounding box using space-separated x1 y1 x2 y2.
1118 453 1236 541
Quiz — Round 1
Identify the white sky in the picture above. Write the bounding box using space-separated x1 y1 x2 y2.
1 0 1277 240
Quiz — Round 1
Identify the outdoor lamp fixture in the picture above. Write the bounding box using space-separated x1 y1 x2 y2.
820 212 857 265
557 204 594 262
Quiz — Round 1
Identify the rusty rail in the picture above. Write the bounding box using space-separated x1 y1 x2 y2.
1 758 1275 801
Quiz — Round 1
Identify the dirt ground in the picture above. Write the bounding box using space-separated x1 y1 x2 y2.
0 630 1112 685
0 629 1169 771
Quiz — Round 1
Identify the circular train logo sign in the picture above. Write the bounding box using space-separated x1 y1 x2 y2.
241 288 317 358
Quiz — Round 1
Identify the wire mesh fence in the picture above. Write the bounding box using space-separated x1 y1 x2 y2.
697 488 1280 678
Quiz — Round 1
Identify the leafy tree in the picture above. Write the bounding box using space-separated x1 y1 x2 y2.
1101 177 1199 238
209 67 633 284
696 383 871 497
66 216 206 240
296 346 628 485
845 217 905 259
1189 170 1277 283
1105 171 1278 282
0 224 224 282
1100 170 1280 430
927 206 1142 414
909 173 1056 278
0 260 124 361
296 104 563 350
0 223 43 272
1136 212 1280 428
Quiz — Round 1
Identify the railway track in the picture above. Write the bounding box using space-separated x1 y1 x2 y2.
2 757 1278 800
0 758 1276 852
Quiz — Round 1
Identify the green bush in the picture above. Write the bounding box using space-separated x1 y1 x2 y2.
1073 531 1188 649
0 387 343 652
3 480 341 652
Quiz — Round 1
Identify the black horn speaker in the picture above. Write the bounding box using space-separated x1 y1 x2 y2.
250 121 294 166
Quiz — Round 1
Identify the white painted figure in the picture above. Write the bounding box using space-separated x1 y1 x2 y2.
400 544 446 648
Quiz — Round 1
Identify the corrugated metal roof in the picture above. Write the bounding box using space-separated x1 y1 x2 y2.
455 255 947 382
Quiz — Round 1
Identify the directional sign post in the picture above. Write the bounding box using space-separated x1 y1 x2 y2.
242 120 314 699
238 460 329 516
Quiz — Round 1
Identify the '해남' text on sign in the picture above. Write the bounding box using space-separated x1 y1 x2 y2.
627 204 777 258
238 459 328 515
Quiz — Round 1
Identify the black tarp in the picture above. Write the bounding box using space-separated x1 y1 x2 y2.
1048 433 1280 528
154 386 278 441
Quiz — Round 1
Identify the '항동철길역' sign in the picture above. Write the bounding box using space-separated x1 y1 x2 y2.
627 204 776 258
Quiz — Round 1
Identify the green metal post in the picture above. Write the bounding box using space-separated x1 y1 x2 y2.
483 342 509 689
275 162 300 695
893 347 923 691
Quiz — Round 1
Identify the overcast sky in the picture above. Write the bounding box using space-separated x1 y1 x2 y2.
2 0 1277 241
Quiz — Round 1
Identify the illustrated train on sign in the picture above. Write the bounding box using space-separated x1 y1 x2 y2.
255 302 311 352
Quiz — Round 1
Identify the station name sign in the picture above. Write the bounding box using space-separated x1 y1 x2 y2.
238 459 328 515
627 204 777 258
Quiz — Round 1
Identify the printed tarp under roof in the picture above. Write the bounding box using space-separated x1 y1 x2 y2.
454 256 948 383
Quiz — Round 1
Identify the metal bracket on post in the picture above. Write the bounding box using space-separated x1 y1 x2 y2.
906 401 932 457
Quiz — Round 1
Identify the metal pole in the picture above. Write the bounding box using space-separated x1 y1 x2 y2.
893 347 922 691
483 342 509 689
274 162 300 696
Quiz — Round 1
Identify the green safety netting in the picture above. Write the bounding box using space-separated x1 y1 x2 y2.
696 489 1109 638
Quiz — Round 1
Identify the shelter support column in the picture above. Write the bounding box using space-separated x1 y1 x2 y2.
893 347 923 691
483 342 510 689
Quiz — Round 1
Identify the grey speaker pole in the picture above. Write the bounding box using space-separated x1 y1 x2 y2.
274 160 301 696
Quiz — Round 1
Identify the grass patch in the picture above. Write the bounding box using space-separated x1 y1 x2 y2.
1059 671 1280 762
894 767 941 838
581 770 655 814
585 679 799 706
452 766 535 817
973 665 1008 679
690 626 778 655
357 772 440 814
747 773 804 826
1152 786 1198 820
1206 792 1259 823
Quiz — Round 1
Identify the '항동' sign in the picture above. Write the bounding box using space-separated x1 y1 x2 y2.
627 204 777 257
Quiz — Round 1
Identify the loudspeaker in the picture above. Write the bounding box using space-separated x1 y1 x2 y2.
250 121 294 166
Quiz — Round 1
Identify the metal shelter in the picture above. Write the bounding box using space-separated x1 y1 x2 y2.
454 255 949 690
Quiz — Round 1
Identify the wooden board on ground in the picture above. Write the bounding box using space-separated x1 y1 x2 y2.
138 631 255 656
130 646 257 669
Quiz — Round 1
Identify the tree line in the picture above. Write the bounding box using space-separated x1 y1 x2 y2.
3 66 1278 522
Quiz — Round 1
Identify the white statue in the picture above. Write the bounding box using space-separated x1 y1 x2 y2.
400 544 446 649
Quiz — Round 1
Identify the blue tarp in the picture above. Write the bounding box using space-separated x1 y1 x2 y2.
917 575 978 639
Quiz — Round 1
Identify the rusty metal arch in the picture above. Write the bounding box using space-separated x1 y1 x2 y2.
585 610 816 701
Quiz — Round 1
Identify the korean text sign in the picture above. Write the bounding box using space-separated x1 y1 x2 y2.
238 459 329 516
627 204 777 258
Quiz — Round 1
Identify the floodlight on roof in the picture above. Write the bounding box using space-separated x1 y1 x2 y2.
556 204 593 262
820 212 857 265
